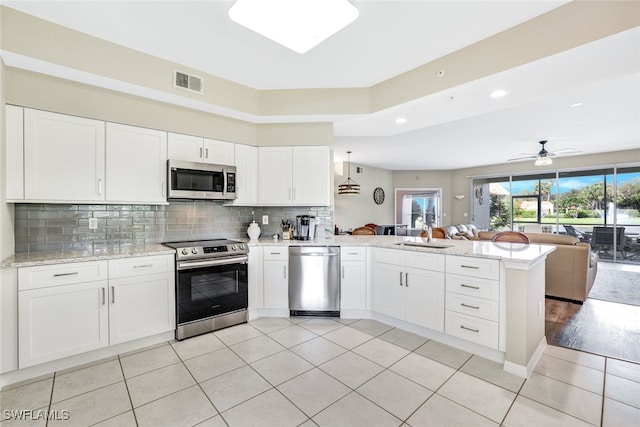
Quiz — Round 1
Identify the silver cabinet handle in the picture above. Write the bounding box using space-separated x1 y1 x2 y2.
342 266 345 279
102 288 106 305
283 266 287 279
54 272 78 277
293 188 296 201
460 325 480 333
98 179 103 195
199 147 203 158
162 182 165 197
461 303 480 310
111 286 115 303
461 265 480 269
399 271 403 286
205 148 209 159
134 264 153 269
270 252 281 255
461 284 480 290
405 272 409 287
348 252 359 255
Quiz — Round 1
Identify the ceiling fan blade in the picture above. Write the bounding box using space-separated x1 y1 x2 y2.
507 154 537 161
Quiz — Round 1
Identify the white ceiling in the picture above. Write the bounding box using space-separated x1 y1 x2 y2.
4 0 640 170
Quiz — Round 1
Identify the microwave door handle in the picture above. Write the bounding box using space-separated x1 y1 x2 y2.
223 170 228 197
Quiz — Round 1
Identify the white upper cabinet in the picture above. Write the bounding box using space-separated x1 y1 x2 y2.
258 146 293 204
5 105 24 200
167 132 203 162
292 146 330 206
24 109 106 202
204 138 235 166
168 132 235 165
258 146 330 206
230 144 259 205
106 123 167 203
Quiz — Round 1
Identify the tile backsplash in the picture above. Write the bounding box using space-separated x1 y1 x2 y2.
14 202 334 254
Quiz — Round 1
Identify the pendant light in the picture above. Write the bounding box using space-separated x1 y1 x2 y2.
338 151 360 195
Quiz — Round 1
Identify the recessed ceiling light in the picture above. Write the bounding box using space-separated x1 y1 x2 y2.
571 102 584 108
490 89 509 98
228 0 359 54
395 117 407 124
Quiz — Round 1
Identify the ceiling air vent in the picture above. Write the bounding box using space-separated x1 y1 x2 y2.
173 69 203 94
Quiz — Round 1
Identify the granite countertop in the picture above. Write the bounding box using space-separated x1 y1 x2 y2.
246 235 556 265
1 235 556 269
0 244 175 268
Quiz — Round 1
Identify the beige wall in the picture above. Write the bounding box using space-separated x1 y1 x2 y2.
392 170 454 227
334 161 393 231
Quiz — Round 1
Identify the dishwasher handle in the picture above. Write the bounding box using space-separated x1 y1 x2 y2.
294 253 339 257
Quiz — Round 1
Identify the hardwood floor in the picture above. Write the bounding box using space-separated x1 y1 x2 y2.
545 297 640 363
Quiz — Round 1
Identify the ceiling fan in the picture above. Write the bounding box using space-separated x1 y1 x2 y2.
508 140 579 166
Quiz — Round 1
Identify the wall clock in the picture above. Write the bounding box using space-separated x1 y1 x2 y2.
373 187 385 205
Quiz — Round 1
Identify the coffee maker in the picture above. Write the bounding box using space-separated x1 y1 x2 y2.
294 215 316 240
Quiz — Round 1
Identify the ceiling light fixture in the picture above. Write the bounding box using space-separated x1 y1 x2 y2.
228 0 359 54
490 89 508 98
571 102 584 108
338 151 360 195
534 156 553 166
395 117 407 124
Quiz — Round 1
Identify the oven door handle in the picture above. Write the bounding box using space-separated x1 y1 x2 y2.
177 256 248 270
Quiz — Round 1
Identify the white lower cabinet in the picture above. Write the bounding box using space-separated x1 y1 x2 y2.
18 255 175 368
18 279 109 368
263 246 289 310
340 247 367 311
445 255 501 349
372 248 445 332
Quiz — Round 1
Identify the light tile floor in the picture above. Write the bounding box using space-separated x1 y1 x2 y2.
2 317 639 426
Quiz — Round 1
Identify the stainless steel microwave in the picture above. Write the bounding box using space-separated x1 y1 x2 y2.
168 160 236 201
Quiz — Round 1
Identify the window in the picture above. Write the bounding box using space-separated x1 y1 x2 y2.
395 188 442 233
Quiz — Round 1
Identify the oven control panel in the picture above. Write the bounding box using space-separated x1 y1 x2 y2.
174 242 248 260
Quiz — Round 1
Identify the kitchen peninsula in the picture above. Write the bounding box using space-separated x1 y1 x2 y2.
247 235 555 378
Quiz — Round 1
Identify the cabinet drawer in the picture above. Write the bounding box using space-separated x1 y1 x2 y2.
108 254 174 279
446 255 500 280
446 293 499 322
18 261 108 290
445 311 499 349
405 251 444 272
446 274 500 301
263 246 288 261
373 248 404 265
341 246 366 261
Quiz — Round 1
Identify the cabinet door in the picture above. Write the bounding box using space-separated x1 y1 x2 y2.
167 132 204 162
258 147 293 204
6 105 24 200
232 144 259 205
24 109 105 201
203 138 235 165
341 261 366 310
404 267 445 332
292 146 330 206
372 263 404 318
19 281 109 368
263 260 289 309
106 123 167 203
108 272 175 345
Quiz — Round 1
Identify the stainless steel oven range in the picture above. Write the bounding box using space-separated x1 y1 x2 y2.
163 239 249 340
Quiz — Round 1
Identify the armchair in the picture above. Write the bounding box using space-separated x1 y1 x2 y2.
591 227 629 259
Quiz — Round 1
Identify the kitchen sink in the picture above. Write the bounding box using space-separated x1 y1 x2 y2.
395 242 454 249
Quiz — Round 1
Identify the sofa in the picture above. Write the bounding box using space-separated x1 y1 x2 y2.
476 231 599 303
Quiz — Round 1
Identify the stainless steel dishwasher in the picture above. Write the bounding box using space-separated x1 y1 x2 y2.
289 246 340 316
